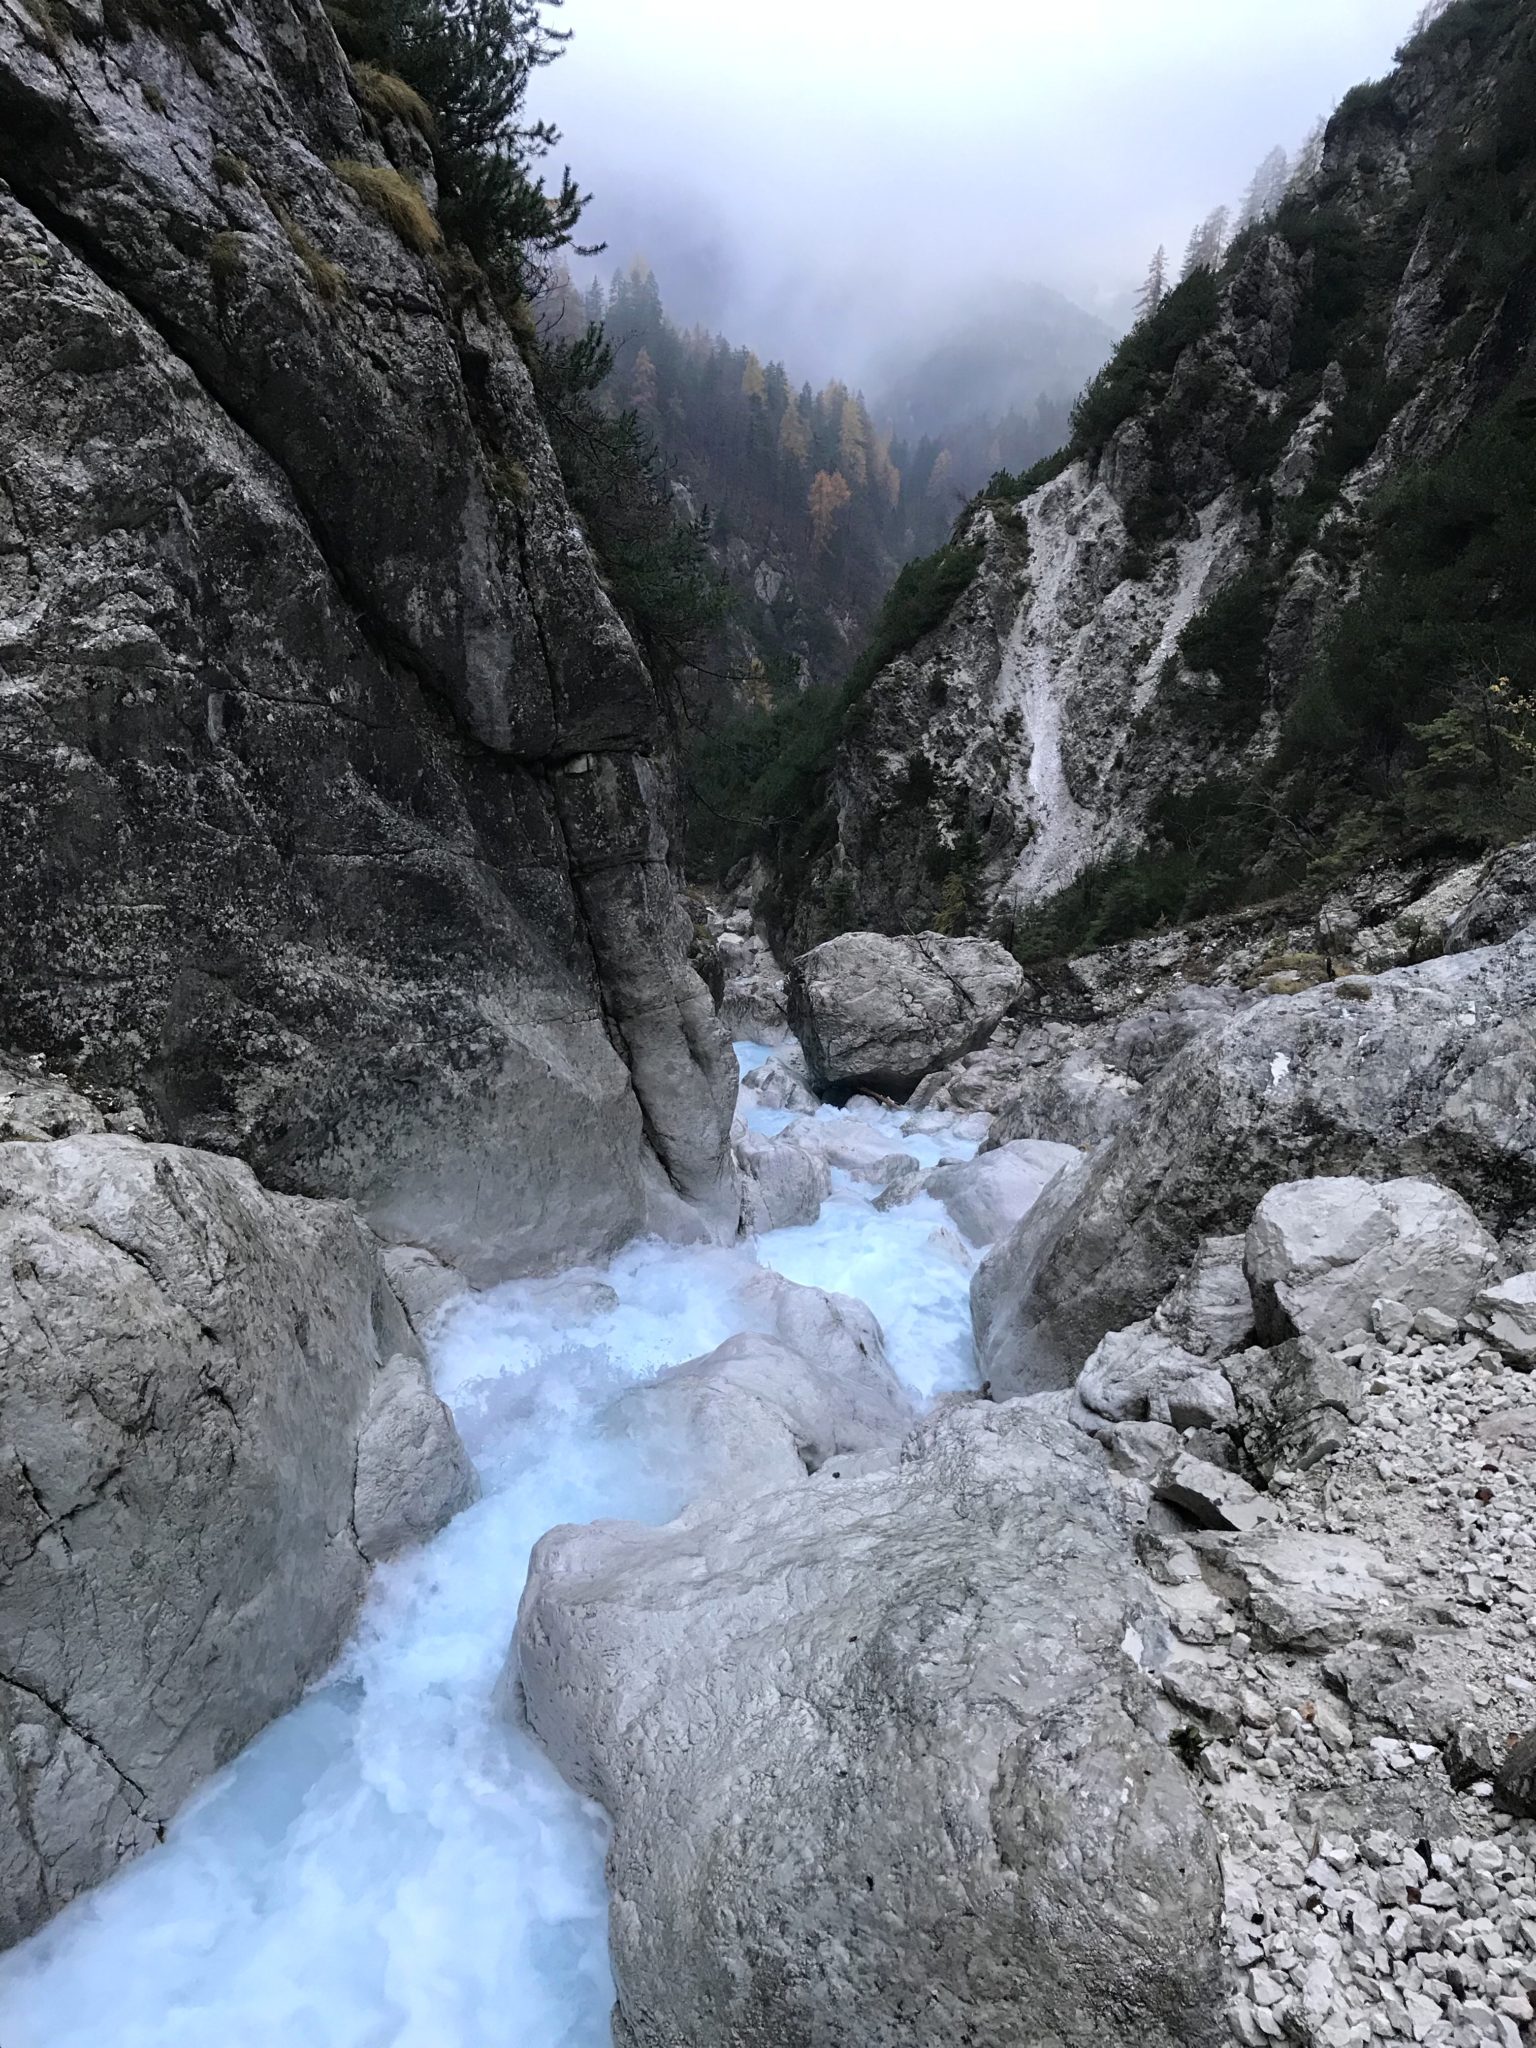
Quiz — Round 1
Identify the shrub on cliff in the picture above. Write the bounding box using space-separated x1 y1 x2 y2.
327 0 588 290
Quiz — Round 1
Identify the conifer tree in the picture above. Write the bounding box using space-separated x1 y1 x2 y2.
1136 245 1169 320
1238 146 1290 227
1181 206 1230 278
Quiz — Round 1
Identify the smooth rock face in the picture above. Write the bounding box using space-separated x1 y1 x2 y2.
1244 1176 1499 1348
515 1400 1225 2048
614 1328 912 1503
973 935 1536 1386
0 1135 473 1943
0 1 737 1280
787 931 1024 1098
926 1137 1082 1247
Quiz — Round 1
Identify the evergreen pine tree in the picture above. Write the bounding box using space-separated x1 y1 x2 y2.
1136 245 1169 320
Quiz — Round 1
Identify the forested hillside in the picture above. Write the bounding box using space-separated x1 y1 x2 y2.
721 0 1536 957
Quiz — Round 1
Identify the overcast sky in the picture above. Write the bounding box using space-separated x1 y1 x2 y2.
539 0 1424 389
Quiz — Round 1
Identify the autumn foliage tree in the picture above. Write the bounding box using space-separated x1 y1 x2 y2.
808 468 853 550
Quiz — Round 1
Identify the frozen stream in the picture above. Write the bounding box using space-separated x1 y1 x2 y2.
0 1047 983 2048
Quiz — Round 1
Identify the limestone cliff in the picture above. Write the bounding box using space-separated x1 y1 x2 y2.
783 0 1535 951
0 0 739 1280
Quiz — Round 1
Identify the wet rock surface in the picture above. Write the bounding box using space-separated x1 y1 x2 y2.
516 1398 1225 2048
0 1134 473 1944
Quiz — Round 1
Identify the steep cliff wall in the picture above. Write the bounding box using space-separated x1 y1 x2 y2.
0 0 738 1276
787 0 1535 954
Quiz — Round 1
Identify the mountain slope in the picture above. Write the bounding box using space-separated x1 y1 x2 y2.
769 0 1536 956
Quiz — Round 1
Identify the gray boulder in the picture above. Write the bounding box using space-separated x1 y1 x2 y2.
973 933 1536 1387
738 1269 891 1383
741 1056 818 1112
926 1137 1082 1248
0 1135 474 1946
1244 1176 1499 1347
987 1046 1144 1150
1226 1339 1364 1480
1076 1323 1236 1432
1151 1236 1256 1359
514 1399 1224 2048
614 1327 912 1502
787 931 1024 1098
381 1243 472 1340
1465 1272 1536 1367
1196 1527 1395 1652
735 1128 831 1233
1442 835 1536 954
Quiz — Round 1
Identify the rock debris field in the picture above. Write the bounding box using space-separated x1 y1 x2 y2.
1194 1311 1536 2048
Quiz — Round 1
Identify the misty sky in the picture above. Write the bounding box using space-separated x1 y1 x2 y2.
541 0 1425 390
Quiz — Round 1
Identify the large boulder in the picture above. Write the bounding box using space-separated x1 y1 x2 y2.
1076 1324 1236 1433
1244 1175 1499 1347
1442 835 1536 953
1465 1272 1536 1367
926 1138 1082 1248
787 932 1024 1099
515 1398 1224 2048
0 1135 475 1945
735 1128 831 1233
614 1327 912 1502
973 933 1536 1389
986 1047 1145 1149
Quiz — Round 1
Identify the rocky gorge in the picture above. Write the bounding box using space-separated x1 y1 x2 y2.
2 0 1536 2043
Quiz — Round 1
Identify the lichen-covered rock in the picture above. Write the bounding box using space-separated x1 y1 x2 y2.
787 930 1023 1098
1244 1176 1500 1348
514 1399 1225 2048
973 933 1536 1388
0 1133 473 1944
0 0 736 1281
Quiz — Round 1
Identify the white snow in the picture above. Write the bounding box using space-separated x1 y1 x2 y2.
0 1052 994 2047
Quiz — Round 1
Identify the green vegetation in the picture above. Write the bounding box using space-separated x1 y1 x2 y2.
1068 271 1221 456
1176 571 1278 735
685 538 985 884
324 0 587 294
331 158 441 252
212 149 250 185
983 448 1073 502
206 229 248 285
276 207 349 300
530 325 726 698
350 60 436 134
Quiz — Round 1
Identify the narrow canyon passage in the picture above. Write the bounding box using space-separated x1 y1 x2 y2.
0 1049 982 2048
